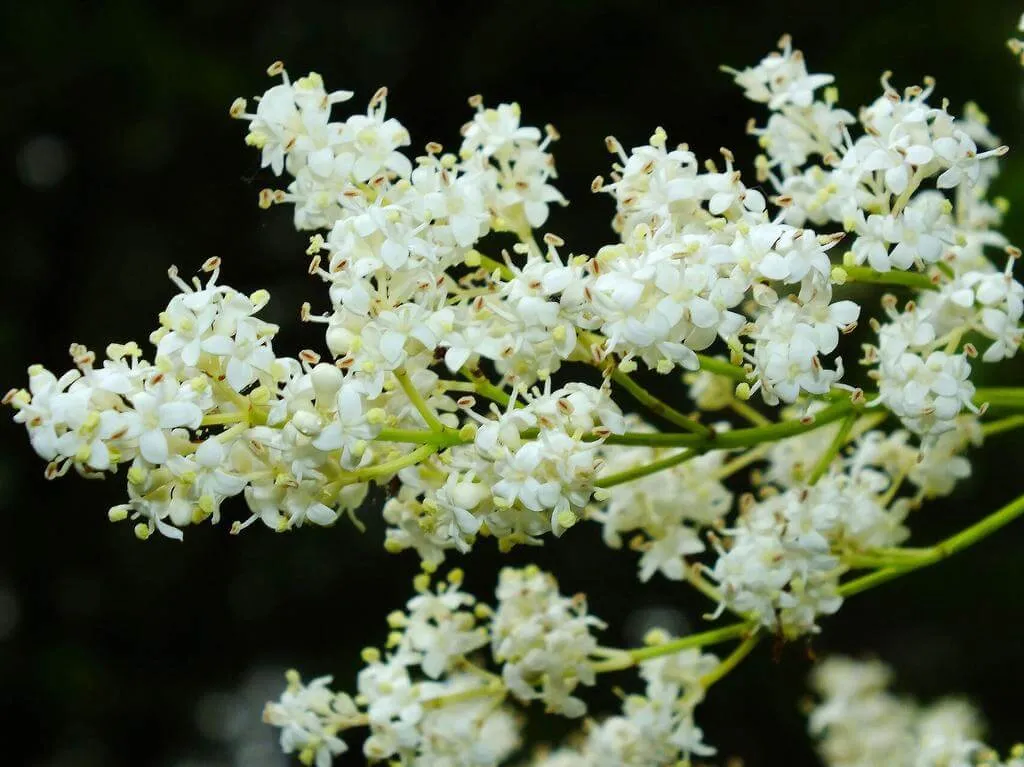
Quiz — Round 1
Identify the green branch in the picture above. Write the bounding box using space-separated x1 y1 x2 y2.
609 366 714 438
806 413 856 485
839 491 1024 597
591 621 753 673
838 265 938 291
981 414 1024 437
974 388 1024 410
595 449 697 489
394 368 447 433
699 630 761 688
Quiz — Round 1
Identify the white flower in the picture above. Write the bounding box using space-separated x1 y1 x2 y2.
710 488 845 636
460 102 542 158
310 383 377 465
264 671 357 767
749 289 857 405
874 348 976 437
127 375 204 464
340 103 412 181
400 574 489 679
730 36 834 109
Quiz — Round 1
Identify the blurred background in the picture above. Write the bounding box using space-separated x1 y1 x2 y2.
2 1 1023 765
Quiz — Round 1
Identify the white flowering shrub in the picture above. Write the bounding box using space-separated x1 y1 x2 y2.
6 18 1024 767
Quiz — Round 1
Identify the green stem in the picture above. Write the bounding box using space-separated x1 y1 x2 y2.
695 354 749 381
837 565 905 597
476 253 515 281
376 428 463 448
839 265 937 291
684 562 727 605
577 399 855 449
609 366 714 437
374 398 855 453
839 491 1024 597
600 431 702 447
201 410 249 427
806 413 856 485
438 380 479 393
459 367 511 407
394 368 447 433
596 449 696 489
591 621 753 673
729 399 771 426
981 414 1024 437
974 388 1024 410
422 680 505 710
711 399 855 450
339 444 439 483
699 630 761 688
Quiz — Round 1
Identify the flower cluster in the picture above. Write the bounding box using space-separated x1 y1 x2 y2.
263 567 614 764
808 655 1023 767
490 566 603 717
7 19 1024 767
380 380 625 566
732 38 1017 435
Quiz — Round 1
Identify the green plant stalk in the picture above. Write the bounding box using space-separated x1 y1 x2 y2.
376 428 463 447
591 621 753 673
459 367 512 407
839 491 1024 597
840 265 938 291
595 449 697 489
981 414 1024 437
595 491 1024 683
609 366 714 437
711 399 855 449
373 398 857 451
694 354 749 381
974 387 1024 410
699 630 762 688
476 252 515 281
339 444 440 483
806 412 856 485
394 368 447 433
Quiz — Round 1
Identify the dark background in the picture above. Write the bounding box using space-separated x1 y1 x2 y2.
2 2 1023 766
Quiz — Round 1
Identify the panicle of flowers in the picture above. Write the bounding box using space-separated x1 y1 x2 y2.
707 400 959 636
234 64 579 392
263 566 616 765
592 127 858 393
490 565 604 717
730 36 1020 434
4 258 320 540
7 19 1024 767
863 293 981 437
266 569 522 766
708 484 846 637
808 655 1024 767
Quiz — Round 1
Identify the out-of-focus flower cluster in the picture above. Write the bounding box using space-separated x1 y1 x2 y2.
808 656 1024 767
